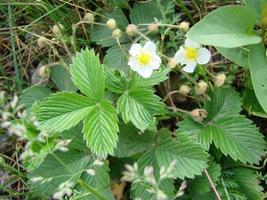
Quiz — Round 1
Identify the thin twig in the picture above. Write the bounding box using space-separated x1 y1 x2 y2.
204 169 222 200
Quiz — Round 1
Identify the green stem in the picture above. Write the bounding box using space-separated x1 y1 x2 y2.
176 0 195 24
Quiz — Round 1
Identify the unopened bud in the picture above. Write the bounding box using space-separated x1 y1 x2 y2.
83 12 94 22
112 28 121 38
190 108 208 121
168 58 177 68
148 22 159 33
126 24 138 37
52 24 64 35
195 80 208 95
106 18 117 30
213 74 226 87
178 21 190 32
37 36 49 48
38 66 50 77
178 85 191 96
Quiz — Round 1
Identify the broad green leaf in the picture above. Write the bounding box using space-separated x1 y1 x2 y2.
34 92 94 133
20 86 51 110
179 88 266 164
28 149 91 198
51 65 77 91
248 43 267 113
90 9 129 47
104 68 125 94
70 48 105 100
216 47 249 68
230 168 263 200
114 123 154 158
117 87 165 131
104 44 130 75
72 163 115 200
245 0 262 22
155 131 209 179
83 99 119 156
243 89 267 118
186 6 261 48
108 0 129 9
188 161 221 194
130 1 162 24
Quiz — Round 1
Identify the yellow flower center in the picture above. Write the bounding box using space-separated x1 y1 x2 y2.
185 47 198 60
138 52 151 65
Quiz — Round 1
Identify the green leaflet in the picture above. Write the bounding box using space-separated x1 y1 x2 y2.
186 5 261 48
178 88 266 164
248 43 267 113
70 48 105 100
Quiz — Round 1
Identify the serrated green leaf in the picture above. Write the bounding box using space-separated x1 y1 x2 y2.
114 123 154 158
108 0 129 9
248 43 267 113
117 87 165 131
20 86 51 110
90 9 129 47
186 6 261 48
130 1 162 24
83 99 119 156
70 48 105 100
155 131 209 179
28 149 91 198
51 65 77 91
179 88 266 164
34 92 94 133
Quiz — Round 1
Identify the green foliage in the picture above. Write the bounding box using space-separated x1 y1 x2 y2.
179 88 266 164
186 6 261 48
248 44 267 113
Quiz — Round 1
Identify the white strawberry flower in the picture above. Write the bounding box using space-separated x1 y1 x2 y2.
174 38 211 73
128 41 162 78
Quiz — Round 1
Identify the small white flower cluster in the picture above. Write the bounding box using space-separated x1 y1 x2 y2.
128 38 211 78
55 139 72 152
53 181 75 200
121 160 179 200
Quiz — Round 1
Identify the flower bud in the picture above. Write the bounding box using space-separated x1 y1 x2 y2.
148 22 159 33
213 73 226 87
38 66 50 77
126 24 138 36
106 18 117 30
178 21 190 32
195 80 208 95
112 28 121 38
178 85 191 96
37 36 49 48
83 12 94 22
190 108 208 121
52 24 64 35
167 58 177 69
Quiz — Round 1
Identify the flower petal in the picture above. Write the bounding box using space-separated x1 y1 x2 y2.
182 61 197 73
174 47 186 65
143 41 156 53
196 47 211 64
148 54 162 70
136 67 153 78
128 57 139 71
129 44 142 57
184 38 201 48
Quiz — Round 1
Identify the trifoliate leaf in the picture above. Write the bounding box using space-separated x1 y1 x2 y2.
179 88 266 164
20 86 51 111
117 87 165 131
83 99 119 156
34 92 95 133
70 48 105 100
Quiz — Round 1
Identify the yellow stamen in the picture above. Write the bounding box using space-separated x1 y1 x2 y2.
138 53 151 65
185 47 197 60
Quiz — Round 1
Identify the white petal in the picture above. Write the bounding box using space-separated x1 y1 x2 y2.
196 48 211 64
129 44 142 56
143 41 156 53
128 57 139 71
174 47 186 65
182 61 197 73
184 38 201 48
148 54 161 69
136 67 153 78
